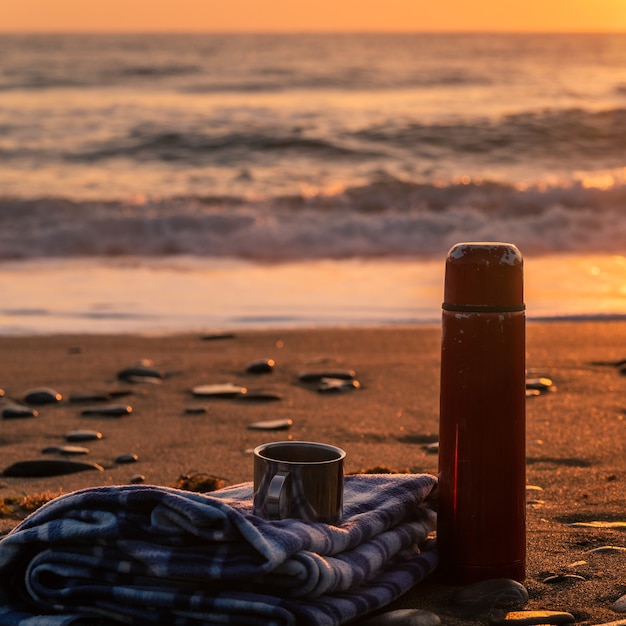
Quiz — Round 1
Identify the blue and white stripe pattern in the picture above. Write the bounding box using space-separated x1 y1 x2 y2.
0 473 437 625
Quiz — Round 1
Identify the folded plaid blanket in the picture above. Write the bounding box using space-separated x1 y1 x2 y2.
0 473 438 626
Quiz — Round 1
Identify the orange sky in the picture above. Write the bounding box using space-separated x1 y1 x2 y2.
3 0 626 33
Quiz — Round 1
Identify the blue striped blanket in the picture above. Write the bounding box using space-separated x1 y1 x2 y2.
0 473 438 625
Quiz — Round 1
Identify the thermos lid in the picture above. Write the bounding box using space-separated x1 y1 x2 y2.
443 242 524 310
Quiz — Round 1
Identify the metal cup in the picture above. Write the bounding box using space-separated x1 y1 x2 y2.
253 441 345 524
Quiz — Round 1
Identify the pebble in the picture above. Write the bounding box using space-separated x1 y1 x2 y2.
0 388 4 397
42 445 90 455
191 383 247 398
569 521 626 529
80 404 133 417
360 609 441 626
583 545 626 554
542 574 585 584
489 610 575 625
423 442 439 454
525 377 554 391
65 429 103 442
200 332 236 341
247 418 293 431
2 459 104 477
115 453 139 464
184 406 208 414
298 369 356 382
316 378 361 393
237 390 283 402
452 578 529 614
246 359 275 374
613 594 626 613
23 387 63 404
2 404 39 419
129 474 145 484
117 365 163 383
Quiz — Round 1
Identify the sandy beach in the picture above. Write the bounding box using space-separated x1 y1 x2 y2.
1 322 626 624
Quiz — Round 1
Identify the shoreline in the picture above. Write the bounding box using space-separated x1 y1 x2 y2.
1 322 626 623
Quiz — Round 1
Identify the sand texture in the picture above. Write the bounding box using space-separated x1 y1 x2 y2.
1 322 626 624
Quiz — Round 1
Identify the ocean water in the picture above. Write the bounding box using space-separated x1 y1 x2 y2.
1 33 626 334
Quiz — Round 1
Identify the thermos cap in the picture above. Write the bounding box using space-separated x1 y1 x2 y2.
443 242 524 310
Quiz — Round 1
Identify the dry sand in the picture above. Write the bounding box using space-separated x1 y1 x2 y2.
1 322 626 624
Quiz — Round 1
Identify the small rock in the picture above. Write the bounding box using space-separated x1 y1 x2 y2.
184 406 208 414
65 429 103 442
316 378 361 393
2 459 104 477
360 609 441 626
525 377 554 391
23 387 62 404
423 442 439 454
80 404 132 418
117 365 163 383
246 359 275 374
613 594 626 613
452 578 529 614
569 521 626 529
0 388 4 397
81 404 132 417
489 610 575 625
247 418 293 431
172 473 227 492
2 405 38 419
542 574 585 584
42 445 90 455
191 383 247 398
200 332 236 341
129 474 145 484
115 453 139 464
298 369 356 383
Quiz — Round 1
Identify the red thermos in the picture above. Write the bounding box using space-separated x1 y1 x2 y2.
437 242 526 583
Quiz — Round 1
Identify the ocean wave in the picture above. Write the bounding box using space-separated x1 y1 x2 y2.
1 179 625 261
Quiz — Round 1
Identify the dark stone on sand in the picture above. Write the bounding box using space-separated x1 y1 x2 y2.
23 387 63 404
191 383 247 398
68 391 112 403
489 611 575 626
2 459 104 477
81 404 132 417
65 429 103 442
42 445 90 455
247 418 293 431
200 332 236 341
316 378 361 393
117 365 163 383
453 578 529 614
423 442 439 454
246 359 275 374
612 594 626 613
184 406 208 414
583 545 626 554
2 405 38 419
298 369 356 382
525 377 554 392
237 390 283 402
361 609 441 626
130 474 146 484
115 453 139 464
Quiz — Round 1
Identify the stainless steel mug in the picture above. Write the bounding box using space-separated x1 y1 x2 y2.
253 441 345 524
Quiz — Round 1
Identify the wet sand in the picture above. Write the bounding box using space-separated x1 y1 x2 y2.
1 322 626 624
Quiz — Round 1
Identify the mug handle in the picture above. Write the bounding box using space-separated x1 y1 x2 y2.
267 471 290 520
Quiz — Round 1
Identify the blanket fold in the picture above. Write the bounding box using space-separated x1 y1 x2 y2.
0 473 438 626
